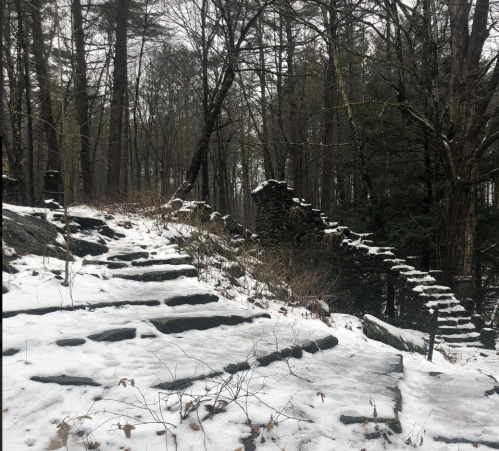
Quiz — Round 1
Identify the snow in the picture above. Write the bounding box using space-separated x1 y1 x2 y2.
2 203 499 451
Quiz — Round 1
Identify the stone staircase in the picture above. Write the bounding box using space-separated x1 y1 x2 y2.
2 205 408 450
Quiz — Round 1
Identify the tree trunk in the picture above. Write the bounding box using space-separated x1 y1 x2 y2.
107 0 130 197
30 0 59 171
72 0 92 198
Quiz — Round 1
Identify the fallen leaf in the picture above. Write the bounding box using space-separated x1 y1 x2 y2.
48 439 63 450
2 409 8 412
473 444 478 448
122 424 136 439
189 423 200 431
309 405 315 408
234 448 243 451
156 430 166 436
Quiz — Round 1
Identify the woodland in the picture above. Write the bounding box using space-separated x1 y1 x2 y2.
2 0 499 308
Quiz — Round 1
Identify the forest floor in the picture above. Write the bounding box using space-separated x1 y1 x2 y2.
2 203 499 451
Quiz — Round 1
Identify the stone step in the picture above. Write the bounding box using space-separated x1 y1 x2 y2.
437 325 476 335
82 259 129 269
150 312 271 335
438 332 480 343
112 265 198 282
416 285 453 295
437 317 472 327
437 307 468 318
131 255 191 267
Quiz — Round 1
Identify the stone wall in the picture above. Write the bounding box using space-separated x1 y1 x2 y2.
251 180 483 345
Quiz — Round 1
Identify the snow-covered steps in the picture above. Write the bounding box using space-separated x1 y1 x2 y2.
437 324 476 335
82 259 129 269
131 255 191 266
150 312 271 334
112 264 198 281
437 317 473 327
437 332 481 343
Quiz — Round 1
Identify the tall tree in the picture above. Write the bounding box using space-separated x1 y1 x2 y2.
30 0 59 171
72 0 92 198
107 0 130 197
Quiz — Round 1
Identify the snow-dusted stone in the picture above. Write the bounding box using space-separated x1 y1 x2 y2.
434 436 499 449
363 314 428 355
3 209 65 259
82 259 128 269
302 335 339 353
164 293 218 306
30 375 100 386
150 313 271 335
107 251 149 261
113 267 198 282
88 328 136 342
224 361 251 374
2 263 18 274
72 239 109 257
56 339 86 347
257 346 303 367
131 256 191 267
2 285 9 294
2 348 20 356
340 415 402 433
71 216 106 229
153 372 223 391
97 225 126 239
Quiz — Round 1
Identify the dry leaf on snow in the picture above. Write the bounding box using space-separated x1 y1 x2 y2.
189 423 200 431
122 424 136 438
48 439 63 450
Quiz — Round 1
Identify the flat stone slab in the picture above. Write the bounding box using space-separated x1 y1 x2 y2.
54 215 105 229
83 259 128 269
340 415 402 433
2 348 20 356
434 436 499 449
132 256 191 267
98 225 126 239
3 300 160 318
72 239 109 257
108 251 149 261
31 375 100 386
153 372 223 391
113 267 198 282
88 328 136 342
56 339 86 347
164 293 218 306
150 313 271 334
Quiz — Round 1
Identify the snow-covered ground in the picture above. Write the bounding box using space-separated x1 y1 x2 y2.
2 204 498 451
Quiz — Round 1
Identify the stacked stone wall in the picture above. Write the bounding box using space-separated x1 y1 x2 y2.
251 180 484 345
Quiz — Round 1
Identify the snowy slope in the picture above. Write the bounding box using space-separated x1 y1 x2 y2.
2 204 499 451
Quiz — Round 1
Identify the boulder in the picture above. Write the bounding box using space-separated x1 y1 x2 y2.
2 348 20 356
2 209 66 259
363 314 427 355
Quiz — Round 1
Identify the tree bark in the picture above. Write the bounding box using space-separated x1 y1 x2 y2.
72 0 92 198
107 0 130 197
30 0 59 171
